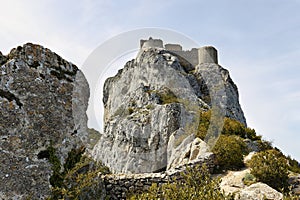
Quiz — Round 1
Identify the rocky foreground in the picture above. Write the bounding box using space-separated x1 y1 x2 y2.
0 44 90 199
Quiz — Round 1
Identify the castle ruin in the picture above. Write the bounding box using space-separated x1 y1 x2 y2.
140 37 218 67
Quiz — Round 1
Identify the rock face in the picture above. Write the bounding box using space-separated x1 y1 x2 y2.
0 43 90 199
238 183 283 200
289 175 300 195
92 39 246 174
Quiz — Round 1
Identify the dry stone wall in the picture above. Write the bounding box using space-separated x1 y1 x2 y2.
101 153 215 199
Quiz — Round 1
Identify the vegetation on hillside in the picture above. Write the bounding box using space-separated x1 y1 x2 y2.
197 110 300 173
46 109 300 199
196 110 260 140
46 145 110 200
247 149 290 192
212 135 248 171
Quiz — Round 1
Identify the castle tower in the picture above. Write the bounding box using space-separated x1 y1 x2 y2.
198 46 218 64
140 37 163 49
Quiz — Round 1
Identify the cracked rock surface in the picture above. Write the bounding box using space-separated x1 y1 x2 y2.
0 43 90 199
92 47 246 174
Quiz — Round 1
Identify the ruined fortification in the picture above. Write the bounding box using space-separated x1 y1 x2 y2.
140 37 218 67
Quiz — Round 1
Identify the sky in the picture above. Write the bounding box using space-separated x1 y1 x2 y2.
1 0 300 161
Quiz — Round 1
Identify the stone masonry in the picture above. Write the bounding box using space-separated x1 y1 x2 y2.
140 37 218 68
101 153 214 199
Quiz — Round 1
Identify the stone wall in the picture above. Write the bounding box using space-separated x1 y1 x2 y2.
198 46 218 64
165 44 183 51
139 38 219 67
101 153 214 199
170 48 199 67
140 37 163 49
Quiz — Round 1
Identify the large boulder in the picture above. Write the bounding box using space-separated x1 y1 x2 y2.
238 183 283 200
0 43 90 199
92 44 246 174
220 160 284 200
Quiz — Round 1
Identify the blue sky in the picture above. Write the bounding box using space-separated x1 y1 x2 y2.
1 0 300 161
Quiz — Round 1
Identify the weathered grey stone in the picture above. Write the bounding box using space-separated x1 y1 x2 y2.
0 43 90 199
100 154 214 199
289 175 300 195
220 168 284 200
195 63 247 126
238 182 283 200
167 135 210 170
92 40 247 174
220 168 250 195
244 139 260 152
198 46 218 64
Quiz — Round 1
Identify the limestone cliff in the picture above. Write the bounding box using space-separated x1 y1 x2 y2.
0 43 90 199
92 40 246 174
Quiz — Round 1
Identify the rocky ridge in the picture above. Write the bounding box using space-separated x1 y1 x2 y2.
92 39 246 174
0 43 90 199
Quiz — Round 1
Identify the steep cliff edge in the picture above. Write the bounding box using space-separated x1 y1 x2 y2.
0 43 90 199
92 41 246 174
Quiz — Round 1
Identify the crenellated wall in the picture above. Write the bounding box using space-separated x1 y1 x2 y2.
140 38 218 67
168 48 199 67
140 37 163 49
101 153 215 199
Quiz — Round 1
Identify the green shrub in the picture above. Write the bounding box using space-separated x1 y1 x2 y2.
48 145 64 188
248 149 289 192
129 164 234 200
196 110 261 141
157 89 179 104
52 156 109 200
196 110 211 140
256 139 273 151
222 118 260 140
212 135 248 171
242 172 256 186
46 146 110 200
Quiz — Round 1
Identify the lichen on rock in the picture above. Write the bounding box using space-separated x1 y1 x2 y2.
0 43 90 199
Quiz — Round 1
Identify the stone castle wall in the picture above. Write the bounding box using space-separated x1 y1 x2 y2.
140 38 218 67
198 46 218 64
140 38 163 49
101 153 214 199
169 48 199 67
165 44 182 51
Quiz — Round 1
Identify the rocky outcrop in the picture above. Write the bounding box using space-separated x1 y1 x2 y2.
195 63 246 125
167 136 210 170
0 43 90 199
220 157 284 200
289 175 300 195
92 43 246 173
238 183 283 200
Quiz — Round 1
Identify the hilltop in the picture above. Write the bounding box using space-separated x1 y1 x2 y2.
0 40 299 199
